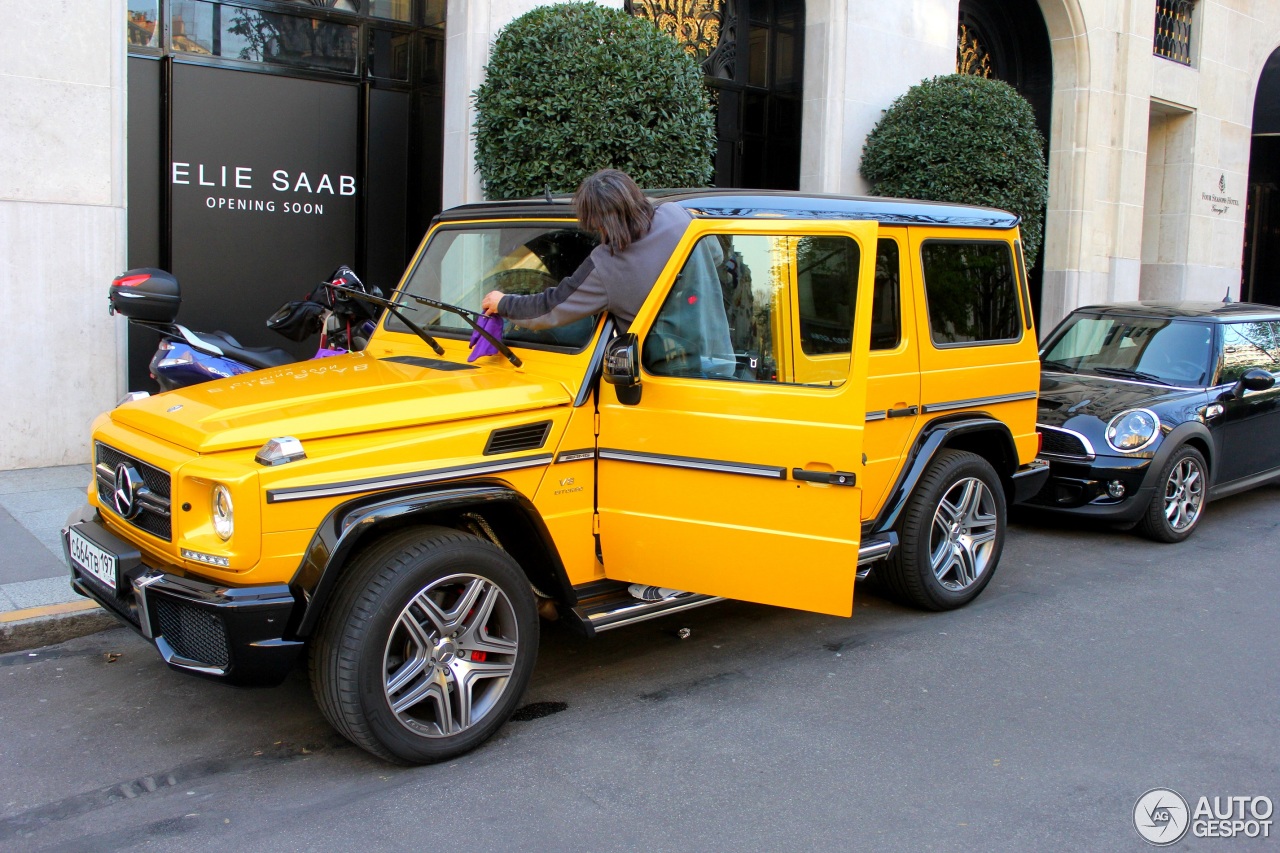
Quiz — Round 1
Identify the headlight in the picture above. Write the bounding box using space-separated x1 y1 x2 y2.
1106 408 1159 452
212 485 234 541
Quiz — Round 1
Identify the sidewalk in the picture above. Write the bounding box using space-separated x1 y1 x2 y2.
0 465 116 652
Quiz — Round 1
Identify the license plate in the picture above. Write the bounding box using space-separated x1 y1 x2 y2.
69 527 118 591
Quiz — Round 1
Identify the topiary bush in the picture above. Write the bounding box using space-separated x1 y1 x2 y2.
860 74 1049 261
473 2 715 199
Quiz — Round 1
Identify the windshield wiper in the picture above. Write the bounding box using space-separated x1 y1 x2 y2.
389 290 523 368
326 285 445 356
1091 366 1171 385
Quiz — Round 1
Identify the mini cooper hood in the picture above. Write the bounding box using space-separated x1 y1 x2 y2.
1037 371 1200 427
111 352 571 453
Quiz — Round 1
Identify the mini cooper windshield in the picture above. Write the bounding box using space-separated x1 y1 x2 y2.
1041 313 1214 388
388 224 600 350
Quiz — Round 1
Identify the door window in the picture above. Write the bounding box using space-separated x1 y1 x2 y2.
920 240 1021 345
642 233 860 386
1219 322 1280 384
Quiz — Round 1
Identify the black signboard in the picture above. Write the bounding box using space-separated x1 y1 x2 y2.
168 63 359 361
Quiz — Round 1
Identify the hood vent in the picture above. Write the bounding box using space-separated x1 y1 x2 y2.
484 421 553 456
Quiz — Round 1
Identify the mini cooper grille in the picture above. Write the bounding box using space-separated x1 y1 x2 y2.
484 421 552 455
95 442 173 541
1039 427 1090 459
154 597 230 668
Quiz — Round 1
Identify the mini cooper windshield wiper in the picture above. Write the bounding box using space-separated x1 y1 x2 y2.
1091 366 1172 385
327 284 446 356
390 290 523 368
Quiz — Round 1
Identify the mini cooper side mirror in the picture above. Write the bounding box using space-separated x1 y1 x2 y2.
603 333 642 405
1223 367 1276 400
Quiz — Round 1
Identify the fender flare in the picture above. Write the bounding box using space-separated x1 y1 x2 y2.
287 479 574 638
1143 420 1216 490
870 416 1018 536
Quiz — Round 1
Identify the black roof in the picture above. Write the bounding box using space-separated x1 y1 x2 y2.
436 189 1020 230
1069 301 1280 322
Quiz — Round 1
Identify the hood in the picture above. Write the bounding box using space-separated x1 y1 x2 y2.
112 352 571 453
1037 371 1201 428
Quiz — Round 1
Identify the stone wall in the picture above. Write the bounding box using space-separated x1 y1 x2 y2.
1 1 125 468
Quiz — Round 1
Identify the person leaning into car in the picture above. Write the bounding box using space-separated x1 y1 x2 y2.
480 168 690 332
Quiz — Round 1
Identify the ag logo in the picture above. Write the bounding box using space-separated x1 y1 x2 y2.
113 463 143 519
1134 788 1190 845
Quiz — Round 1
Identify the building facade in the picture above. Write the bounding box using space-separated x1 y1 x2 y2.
5 0 1280 468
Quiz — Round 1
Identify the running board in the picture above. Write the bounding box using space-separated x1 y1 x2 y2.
570 536 896 636
574 591 723 636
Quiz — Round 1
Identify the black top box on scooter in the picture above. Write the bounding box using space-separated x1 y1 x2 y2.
110 268 181 323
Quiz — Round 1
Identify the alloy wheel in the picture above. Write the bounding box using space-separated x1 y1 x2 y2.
928 477 999 591
382 573 520 738
1163 456 1205 532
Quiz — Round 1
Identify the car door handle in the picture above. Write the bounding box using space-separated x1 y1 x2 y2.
887 406 919 418
792 469 857 486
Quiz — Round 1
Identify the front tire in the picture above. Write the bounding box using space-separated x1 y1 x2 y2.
310 526 538 764
881 450 1006 611
1136 444 1207 543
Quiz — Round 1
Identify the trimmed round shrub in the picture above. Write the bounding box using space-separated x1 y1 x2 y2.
473 2 715 199
860 74 1049 261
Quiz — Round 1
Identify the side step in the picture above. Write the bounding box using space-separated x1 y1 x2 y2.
568 535 897 636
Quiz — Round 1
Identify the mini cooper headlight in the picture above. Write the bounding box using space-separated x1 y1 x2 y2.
1106 408 1159 452
212 485 234 541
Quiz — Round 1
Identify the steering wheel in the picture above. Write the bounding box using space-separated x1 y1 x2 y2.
480 268 559 297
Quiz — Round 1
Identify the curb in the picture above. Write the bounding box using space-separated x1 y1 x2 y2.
0 600 117 654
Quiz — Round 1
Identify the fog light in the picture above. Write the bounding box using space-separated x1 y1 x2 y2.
181 549 230 567
1107 480 1126 498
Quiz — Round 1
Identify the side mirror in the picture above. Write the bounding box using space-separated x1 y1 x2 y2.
603 333 642 405
1222 367 1276 400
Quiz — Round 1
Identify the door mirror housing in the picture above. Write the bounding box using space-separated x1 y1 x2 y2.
1222 366 1276 400
603 333 642 405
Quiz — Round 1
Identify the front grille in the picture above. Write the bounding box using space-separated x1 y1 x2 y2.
95 443 172 541
1039 426 1092 459
154 596 230 668
484 421 552 455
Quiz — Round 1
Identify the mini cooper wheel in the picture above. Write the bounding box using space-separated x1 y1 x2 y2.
1137 444 1207 543
310 526 538 764
882 450 1006 611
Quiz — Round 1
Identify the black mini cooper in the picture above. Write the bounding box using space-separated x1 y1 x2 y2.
1028 301 1280 541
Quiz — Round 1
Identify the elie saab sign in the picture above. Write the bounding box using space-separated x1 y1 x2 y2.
169 63 358 358
171 161 356 215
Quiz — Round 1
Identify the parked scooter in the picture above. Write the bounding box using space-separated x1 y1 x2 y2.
109 265 382 391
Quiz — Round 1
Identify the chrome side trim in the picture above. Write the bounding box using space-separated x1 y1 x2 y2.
1036 423 1097 461
865 410 888 422
555 448 595 463
265 454 554 503
923 391 1038 413
587 593 723 633
597 448 787 479
857 539 894 565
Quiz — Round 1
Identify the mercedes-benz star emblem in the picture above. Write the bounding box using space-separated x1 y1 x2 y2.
113 463 143 519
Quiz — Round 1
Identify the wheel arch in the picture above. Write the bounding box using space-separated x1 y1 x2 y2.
288 479 573 639
1148 420 1215 487
870 416 1019 536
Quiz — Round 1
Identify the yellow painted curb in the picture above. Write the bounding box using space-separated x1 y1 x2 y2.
0 599 101 624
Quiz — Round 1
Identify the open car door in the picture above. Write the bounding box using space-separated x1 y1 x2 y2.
596 219 878 616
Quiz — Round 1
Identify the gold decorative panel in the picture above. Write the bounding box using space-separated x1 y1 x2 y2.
626 0 725 60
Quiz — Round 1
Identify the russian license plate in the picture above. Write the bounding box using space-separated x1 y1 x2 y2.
69 527 118 591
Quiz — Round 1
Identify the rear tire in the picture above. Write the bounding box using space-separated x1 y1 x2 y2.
881 450 1006 611
310 526 538 764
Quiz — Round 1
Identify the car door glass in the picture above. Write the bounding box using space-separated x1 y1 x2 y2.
1219 322 1280 384
642 233 860 386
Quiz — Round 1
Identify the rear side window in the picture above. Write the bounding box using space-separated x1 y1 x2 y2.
921 240 1021 346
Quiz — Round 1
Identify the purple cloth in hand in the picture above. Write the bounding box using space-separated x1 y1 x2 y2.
468 314 504 362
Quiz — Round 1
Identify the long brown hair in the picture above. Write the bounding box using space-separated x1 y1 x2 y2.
573 169 654 254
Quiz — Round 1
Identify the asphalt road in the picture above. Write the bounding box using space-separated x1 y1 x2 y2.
3 488 1279 852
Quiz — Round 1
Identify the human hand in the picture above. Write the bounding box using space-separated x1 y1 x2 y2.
481 290 504 315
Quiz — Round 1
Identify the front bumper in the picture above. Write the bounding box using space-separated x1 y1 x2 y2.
1022 454 1156 522
62 507 303 686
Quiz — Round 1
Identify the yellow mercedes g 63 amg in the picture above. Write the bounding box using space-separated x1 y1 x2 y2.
66 191 1047 763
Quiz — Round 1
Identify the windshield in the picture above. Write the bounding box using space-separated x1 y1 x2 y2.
1042 314 1213 387
387 223 600 350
